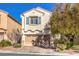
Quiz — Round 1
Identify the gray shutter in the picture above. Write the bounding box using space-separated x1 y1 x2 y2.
26 17 29 24
38 17 41 24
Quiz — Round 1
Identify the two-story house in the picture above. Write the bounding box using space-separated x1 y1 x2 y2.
0 10 21 41
21 7 51 46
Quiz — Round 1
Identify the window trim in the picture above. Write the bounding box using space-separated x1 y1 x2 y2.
26 16 41 25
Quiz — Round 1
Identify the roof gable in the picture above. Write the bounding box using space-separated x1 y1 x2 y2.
0 9 21 25
22 7 51 15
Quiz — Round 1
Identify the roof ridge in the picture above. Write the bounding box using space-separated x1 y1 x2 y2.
0 9 8 14
35 7 51 13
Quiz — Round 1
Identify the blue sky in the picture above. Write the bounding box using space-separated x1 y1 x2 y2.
0 3 56 24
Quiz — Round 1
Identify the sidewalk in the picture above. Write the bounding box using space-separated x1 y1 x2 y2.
0 46 78 56
0 50 70 56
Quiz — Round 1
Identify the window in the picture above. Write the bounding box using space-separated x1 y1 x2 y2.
30 16 38 24
26 16 41 25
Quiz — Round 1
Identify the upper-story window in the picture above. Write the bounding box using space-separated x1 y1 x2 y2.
26 16 41 25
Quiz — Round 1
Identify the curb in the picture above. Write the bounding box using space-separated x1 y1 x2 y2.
0 50 72 56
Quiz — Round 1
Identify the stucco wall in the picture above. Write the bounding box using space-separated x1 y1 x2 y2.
0 11 21 33
0 10 21 41
7 15 21 33
22 8 51 34
0 11 7 29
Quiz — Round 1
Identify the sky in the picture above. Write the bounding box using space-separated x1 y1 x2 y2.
0 3 56 24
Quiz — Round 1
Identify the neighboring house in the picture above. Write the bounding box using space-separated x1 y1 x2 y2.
21 7 51 46
0 10 21 41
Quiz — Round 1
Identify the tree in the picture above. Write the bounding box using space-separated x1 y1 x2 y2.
50 3 79 36
50 3 79 49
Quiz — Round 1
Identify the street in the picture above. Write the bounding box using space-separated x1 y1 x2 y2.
0 53 49 56
0 52 70 56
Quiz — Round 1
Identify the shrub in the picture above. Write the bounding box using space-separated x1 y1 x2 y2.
71 45 79 50
55 44 66 52
13 43 21 48
66 42 73 49
53 39 66 51
0 40 12 47
57 44 66 51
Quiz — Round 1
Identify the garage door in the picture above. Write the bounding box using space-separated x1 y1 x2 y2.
25 35 37 46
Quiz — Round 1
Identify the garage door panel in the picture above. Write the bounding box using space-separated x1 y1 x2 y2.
25 35 38 46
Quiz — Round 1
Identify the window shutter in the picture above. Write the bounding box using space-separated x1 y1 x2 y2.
38 17 41 24
26 17 29 24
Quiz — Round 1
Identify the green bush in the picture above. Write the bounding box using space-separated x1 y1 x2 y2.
0 40 12 47
57 44 66 51
54 38 74 51
13 43 21 48
66 42 73 49
54 39 67 51
71 45 79 50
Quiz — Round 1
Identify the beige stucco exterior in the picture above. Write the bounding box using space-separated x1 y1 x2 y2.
7 15 21 33
0 10 21 41
21 7 51 46
0 10 7 30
